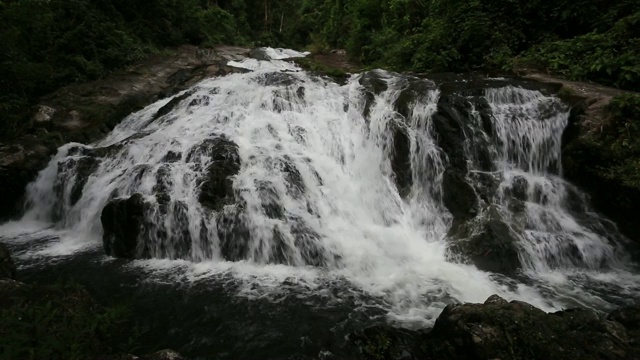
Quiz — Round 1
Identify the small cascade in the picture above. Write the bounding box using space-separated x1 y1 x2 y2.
459 86 624 273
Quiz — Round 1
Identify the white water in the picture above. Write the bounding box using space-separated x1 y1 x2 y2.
2 54 639 325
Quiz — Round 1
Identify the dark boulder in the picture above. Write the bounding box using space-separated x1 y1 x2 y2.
389 121 412 197
101 192 197 260
394 77 437 119
430 94 470 171
359 71 389 96
249 48 272 61
186 137 241 211
0 243 16 280
101 193 148 259
442 169 479 223
447 206 522 274
152 89 196 121
423 295 637 360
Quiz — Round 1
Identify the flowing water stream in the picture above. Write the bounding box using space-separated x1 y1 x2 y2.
1 49 639 358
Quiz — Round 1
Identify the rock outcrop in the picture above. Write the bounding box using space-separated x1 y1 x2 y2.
349 295 640 360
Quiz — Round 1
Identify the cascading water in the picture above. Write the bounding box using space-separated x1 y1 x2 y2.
2 51 639 339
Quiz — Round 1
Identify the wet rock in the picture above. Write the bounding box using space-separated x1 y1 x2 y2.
101 193 149 259
253 72 298 87
358 71 389 120
508 175 529 201
249 48 272 61
186 137 241 211
447 206 522 274
54 155 101 208
359 71 389 95
467 171 501 204
153 89 196 121
0 243 16 280
256 181 285 219
217 204 250 262
423 295 637 360
162 151 182 163
394 77 437 119
430 94 470 171
389 121 412 197
442 169 479 222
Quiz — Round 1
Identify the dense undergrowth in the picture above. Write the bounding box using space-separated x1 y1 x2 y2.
588 94 640 191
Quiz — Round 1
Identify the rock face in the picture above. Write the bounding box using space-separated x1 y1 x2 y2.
349 295 640 360
0 45 250 222
0 243 16 279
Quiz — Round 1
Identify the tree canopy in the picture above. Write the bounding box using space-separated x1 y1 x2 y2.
1 0 638 139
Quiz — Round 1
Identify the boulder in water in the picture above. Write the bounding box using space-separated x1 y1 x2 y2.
447 206 522 274
101 193 149 259
186 137 241 211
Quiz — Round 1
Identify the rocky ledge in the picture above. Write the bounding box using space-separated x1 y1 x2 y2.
351 295 640 360
0 45 250 221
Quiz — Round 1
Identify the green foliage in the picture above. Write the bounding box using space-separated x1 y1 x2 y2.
2 0 639 141
0 0 246 140
522 12 640 90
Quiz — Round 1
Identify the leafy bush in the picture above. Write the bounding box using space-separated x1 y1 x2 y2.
520 12 640 90
599 94 640 188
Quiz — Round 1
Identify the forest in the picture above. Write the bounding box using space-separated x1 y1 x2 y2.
1 0 639 139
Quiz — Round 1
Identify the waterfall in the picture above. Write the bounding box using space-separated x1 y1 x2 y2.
4 52 638 325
